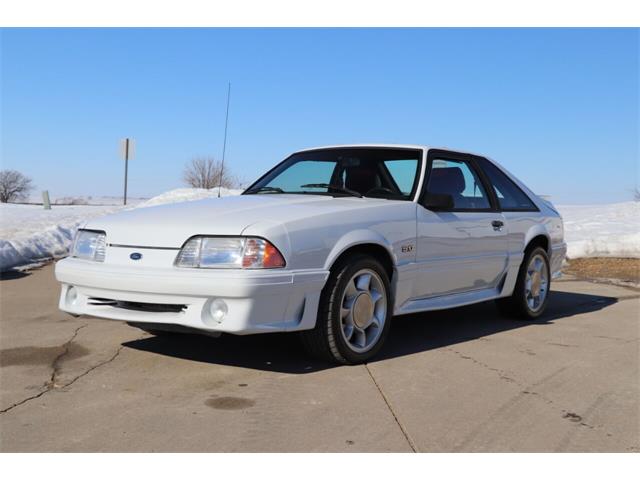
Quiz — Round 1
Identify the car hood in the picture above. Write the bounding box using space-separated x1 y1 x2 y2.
86 194 393 248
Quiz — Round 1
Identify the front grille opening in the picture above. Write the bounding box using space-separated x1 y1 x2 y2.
88 297 186 313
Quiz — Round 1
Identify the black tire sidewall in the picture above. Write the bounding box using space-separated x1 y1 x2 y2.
515 246 551 319
325 255 393 364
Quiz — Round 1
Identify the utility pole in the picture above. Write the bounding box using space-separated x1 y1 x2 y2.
218 82 231 198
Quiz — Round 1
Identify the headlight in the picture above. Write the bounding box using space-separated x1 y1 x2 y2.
72 229 106 262
175 236 286 269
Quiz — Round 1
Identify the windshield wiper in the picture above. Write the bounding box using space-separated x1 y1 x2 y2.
300 183 362 198
245 186 285 194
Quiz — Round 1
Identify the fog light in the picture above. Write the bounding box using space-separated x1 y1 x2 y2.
209 299 228 324
66 286 79 306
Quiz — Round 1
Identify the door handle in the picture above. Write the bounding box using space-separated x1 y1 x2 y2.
491 220 504 230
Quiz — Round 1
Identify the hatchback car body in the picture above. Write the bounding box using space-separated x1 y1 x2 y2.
56 145 566 363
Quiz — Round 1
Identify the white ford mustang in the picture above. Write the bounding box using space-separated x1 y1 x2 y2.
56 144 566 364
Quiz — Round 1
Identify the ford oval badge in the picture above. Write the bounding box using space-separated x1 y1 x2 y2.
130 252 143 261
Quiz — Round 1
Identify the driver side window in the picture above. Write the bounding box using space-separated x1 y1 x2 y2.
426 158 491 210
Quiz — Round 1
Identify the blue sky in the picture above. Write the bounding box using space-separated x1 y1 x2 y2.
1 28 638 204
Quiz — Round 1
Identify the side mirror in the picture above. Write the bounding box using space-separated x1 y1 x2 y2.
423 193 454 211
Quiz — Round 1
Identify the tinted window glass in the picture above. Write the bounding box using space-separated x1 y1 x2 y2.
264 160 335 192
383 159 420 195
426 158 490 210
245 148 422 200
476 158 537 211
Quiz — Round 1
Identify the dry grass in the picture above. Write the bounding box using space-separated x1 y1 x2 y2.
563 257 640 283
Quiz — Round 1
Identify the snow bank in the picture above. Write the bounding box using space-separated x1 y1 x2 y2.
135 187 243 208
0 204 122 270
557 202 640 259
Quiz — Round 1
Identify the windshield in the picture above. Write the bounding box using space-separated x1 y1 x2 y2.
244 148 422 201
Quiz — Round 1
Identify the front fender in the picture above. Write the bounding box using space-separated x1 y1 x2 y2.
323 229 395 271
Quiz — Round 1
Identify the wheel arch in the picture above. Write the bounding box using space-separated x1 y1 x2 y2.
524 231 550 257
323 230 395 280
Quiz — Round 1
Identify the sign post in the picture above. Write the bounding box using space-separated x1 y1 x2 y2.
120 138 134 205
42 190 51 210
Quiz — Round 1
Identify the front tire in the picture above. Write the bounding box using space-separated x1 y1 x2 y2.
300 254 392 364
496 246 551 319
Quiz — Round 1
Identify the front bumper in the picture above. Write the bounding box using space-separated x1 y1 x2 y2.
55 257 329 334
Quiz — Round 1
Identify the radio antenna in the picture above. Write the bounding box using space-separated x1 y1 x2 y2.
218 82 231 198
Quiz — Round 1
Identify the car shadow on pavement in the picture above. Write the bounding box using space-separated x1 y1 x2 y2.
376 290 617 362
0 269 32 280
122 290 617 374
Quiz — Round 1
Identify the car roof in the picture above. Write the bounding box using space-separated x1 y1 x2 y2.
294 143 488 158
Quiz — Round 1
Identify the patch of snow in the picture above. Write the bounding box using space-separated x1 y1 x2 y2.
556 202 640 259
0 204 123 270
135 187 243 208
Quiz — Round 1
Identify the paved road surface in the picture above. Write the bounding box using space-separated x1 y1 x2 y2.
1 264 638 452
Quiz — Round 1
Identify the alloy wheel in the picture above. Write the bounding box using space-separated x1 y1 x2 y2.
339 268 388 353
525 253 549 313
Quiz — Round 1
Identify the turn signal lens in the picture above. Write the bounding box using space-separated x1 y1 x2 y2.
241 238 286 269
263 241 286 268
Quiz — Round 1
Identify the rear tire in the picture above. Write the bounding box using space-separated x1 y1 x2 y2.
496 246 551 319
300 254 392 364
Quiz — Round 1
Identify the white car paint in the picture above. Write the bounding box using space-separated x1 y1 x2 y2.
55 144 567 336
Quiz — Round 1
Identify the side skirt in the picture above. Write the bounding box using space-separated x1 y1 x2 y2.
394 285 502 316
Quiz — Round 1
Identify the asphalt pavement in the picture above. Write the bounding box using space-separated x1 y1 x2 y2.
0 264 638 452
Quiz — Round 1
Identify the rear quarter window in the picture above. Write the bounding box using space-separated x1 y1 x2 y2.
476 157 538 211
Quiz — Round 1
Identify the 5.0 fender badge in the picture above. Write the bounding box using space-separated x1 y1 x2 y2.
130 252 143 261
